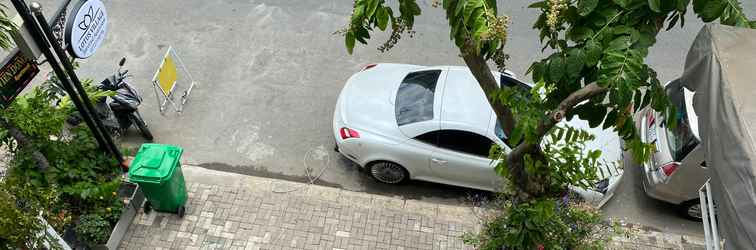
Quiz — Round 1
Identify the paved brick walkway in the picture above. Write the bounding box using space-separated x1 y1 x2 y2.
119 166 707 250
121 166 478 250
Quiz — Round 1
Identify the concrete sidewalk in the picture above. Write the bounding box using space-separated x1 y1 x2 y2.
119 166 706 250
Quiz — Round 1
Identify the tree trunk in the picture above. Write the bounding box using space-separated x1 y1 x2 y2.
460 43 516 137
457 42 544 199
0 118 49 171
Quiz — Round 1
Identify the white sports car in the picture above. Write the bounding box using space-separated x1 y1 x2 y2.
333 63 623 207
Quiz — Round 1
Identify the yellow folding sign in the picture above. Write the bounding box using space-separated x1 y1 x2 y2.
157 54 178 96
152 46 196 114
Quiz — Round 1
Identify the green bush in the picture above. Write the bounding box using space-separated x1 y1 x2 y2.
0 85 123 246
75 214 110 247
463 197 616 250
0 179 63 249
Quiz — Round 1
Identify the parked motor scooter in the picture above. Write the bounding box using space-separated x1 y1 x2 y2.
46 57 153 141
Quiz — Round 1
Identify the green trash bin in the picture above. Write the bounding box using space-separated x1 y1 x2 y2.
128 143 188 217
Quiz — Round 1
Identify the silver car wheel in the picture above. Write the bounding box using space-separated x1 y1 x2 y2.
370 162 406 184
687 203 702 219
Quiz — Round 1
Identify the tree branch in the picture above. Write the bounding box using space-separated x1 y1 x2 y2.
511 83 607 160
0 118 49 171
460 41 516 136
552 82 607 122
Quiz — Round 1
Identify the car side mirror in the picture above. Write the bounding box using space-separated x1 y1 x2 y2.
119 57 126 66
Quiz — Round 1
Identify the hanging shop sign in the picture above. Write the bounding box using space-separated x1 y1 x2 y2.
0 51 39 108
65 0 108 59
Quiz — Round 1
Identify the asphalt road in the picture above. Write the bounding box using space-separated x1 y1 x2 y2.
10 0 756 237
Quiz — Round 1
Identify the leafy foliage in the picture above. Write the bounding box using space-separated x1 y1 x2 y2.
463 198 613 250
693 0 756 27
343 0 422 54
75 214 110 247
0 179 64 250
542 126 607 190
0 85 123 245
0 3 15 50
442 0 508 58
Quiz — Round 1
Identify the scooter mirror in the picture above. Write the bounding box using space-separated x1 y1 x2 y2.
119 57 126 66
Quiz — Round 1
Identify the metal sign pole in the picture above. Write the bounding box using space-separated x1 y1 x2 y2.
8 0 122 164
30 2 124 164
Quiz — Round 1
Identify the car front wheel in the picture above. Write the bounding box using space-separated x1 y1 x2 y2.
368 161 408 184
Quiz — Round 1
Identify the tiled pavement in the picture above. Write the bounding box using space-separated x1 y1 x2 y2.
119 165 706 250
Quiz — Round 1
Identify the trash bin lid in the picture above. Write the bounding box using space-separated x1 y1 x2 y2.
128 144 183 184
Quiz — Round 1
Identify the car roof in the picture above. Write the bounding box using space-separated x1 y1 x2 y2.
438 68 495 134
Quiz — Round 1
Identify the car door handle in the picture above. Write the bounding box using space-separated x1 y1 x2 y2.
431 158 447 164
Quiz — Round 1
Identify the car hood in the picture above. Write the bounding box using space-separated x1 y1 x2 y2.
336 64 423 140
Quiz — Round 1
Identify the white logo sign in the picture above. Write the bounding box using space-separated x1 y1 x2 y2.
65 0 107 59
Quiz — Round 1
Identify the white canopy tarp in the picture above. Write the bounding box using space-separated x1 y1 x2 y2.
680 24 756 249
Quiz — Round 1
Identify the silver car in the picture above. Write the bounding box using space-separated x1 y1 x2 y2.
636 79 708 220
333 63 623 207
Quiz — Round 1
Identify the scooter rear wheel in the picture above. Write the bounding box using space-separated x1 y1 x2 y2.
131 113 154 141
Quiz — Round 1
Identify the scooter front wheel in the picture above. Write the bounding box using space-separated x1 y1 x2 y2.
131 112 154 141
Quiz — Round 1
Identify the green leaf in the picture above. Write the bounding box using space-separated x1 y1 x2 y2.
529 62 546 82
409 1 421 14
584 40 602 66
578 0 599 16
451 17 464 39
510 126 523 146
648 0 662 12
463 0 484 25
676 0 691 12
640 91 651 110
528 1 547 9
548 56 566 82
455 0 465 18
366 0 379 17
353 3 366 20
613 26 639 42
588 150 602 160
567 27 594 42
355 27 370 44
377 7 389 30
636 28 657 48
693 0 706 13
606 36 632 51
612 0 631 9
565 127 575 142
699 0 726 22
598 50 644 88
346 31 355 54
566 48 585 79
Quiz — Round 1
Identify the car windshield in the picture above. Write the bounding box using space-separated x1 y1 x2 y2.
664 81 700 161
395 70 441 126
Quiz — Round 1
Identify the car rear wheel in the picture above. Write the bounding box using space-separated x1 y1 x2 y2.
679 200 703 221
368 161 408 184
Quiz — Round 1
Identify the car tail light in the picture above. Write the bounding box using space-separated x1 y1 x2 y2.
361 64 377 71
339 127 360 139
661 162 680 176
647 112 655 127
